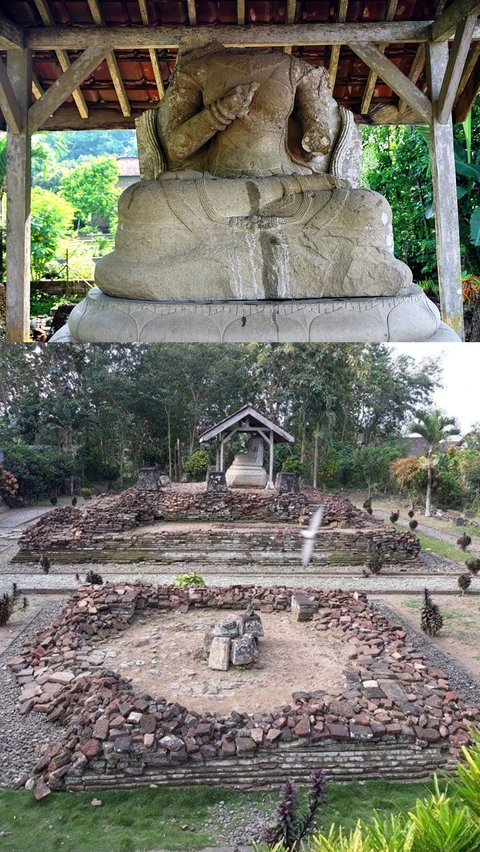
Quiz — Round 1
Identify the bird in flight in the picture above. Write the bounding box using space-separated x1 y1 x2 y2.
301 505 326 567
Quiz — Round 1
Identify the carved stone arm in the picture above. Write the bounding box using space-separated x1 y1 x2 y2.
294 67 332 158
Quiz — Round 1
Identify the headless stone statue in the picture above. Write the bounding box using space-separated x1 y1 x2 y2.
226 435 268 488
94 36 411 303
58 36 456 344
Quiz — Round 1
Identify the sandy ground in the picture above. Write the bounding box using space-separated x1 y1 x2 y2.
375 593 480 682
99 608 352 715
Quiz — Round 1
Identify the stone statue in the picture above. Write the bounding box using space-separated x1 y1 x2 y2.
93 36 411 304
57 36 457 343
226 435 268 488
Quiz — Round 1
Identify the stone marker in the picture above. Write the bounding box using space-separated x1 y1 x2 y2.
275 472 300 493
239 606 264 638
213 618 240 638
291 592 319 622
230 635 259 666
208 636 231 671
206 470 228 493
135 466 162 492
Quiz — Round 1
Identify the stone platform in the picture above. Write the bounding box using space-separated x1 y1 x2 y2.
50 285 460 343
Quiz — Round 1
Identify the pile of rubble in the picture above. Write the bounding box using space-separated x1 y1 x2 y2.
206 607 264 671
8 582 479 798
17 486 381 560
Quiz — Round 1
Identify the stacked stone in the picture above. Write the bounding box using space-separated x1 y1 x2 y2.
8 582 479 799
14 487 412 562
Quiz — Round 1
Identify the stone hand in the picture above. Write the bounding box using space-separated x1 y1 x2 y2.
215 82 259 122
301 125 331 158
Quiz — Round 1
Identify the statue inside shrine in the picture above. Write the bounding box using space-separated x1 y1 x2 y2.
94 35 411 303
59 35 455 343
226 435 268 488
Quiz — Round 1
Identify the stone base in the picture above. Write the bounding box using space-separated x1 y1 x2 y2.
50 285 460 343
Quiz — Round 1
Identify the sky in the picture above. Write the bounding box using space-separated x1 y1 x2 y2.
389 343 480 434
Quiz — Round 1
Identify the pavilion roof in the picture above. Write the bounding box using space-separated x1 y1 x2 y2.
199 404 295 444
1 0 478 130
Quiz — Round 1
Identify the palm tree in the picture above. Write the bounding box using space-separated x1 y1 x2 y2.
409 409 460 516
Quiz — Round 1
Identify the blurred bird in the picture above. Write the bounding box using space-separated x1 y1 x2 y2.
301 505 326 567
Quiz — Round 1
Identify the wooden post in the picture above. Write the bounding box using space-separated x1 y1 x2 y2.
426 41 464 338
6 49 32 343
220 437 225 472
268 430 274 486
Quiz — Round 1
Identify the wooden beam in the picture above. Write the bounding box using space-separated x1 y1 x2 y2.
360 0 398 114
426 40 464 337
86 0 131 117
431 0 480 42
32 0 88 119
457 39 480 96
28 45 108 133
329 0 348 94
40 105 143 130
32 72 43 100
453 50 480 118
287 0 297 25
398 45 425 112
136 1 165 99
349 41 433 122
6 50 32 344
0 57 22 134
186 0 198 25
237 0 246 26
0 12 25 50
25 22 433 49
437 13 477 122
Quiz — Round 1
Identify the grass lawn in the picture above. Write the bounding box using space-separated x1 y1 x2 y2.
415 532 470 566
0 779 436 852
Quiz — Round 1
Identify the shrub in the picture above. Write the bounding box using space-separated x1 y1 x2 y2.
173 573 206 588
458 573 472 594
183 449 210 481
0 591 14 626
2 444 74 504
281 456 305 476
0 467 19 504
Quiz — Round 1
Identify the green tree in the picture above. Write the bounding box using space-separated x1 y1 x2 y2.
60 156 120 232
409 409 460 516
30 188 74 279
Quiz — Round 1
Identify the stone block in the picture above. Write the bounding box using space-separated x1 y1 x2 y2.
206 470 228 493
275 472 300 493
136 466 162 492
230 635 258 666
208 636 231 671
291 592 318 622
213 619 240 639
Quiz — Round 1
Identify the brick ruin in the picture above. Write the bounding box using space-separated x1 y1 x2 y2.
14 486 420 568
9 582 477 800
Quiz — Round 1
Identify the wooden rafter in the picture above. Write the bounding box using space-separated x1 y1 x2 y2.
457 40 480 96
0 12 24 49
86 0 131 117
0 57 22 133
329 0 348 94
437 13 477 122
431 0 480 42
28 45 108 133
454 52 480 118
287 0 297 25
237 0 246 26
360 0 398 114
350 42 433 122
398 0 446 113
137 0 165 99
32 0 88 119
32 72 43 100
186 0 198 25
25 22 435 50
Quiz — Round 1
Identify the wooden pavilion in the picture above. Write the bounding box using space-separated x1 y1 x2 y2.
1 0 479 342
199 403 294 483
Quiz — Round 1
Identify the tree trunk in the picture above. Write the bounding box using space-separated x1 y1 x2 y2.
425 451 433 517
313 426 319 490
300 423 306 463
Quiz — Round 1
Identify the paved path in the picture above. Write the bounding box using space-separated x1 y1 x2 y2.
373 508 480 555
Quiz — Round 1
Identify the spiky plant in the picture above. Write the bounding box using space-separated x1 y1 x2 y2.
262 770 327 849
408 509 415 518
410 519 419 530
363 497 372 510
86 570 103 585
466 558 480 575
421 588 443 636
458 573 472 594
457 533 472 552
39 553 50 574
390 510 400 523
0 592 14 627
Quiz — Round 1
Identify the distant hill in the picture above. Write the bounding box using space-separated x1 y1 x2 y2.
42 130 137 162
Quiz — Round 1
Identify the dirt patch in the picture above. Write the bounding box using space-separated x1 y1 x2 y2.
375 593 480 682
99 608 352 715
